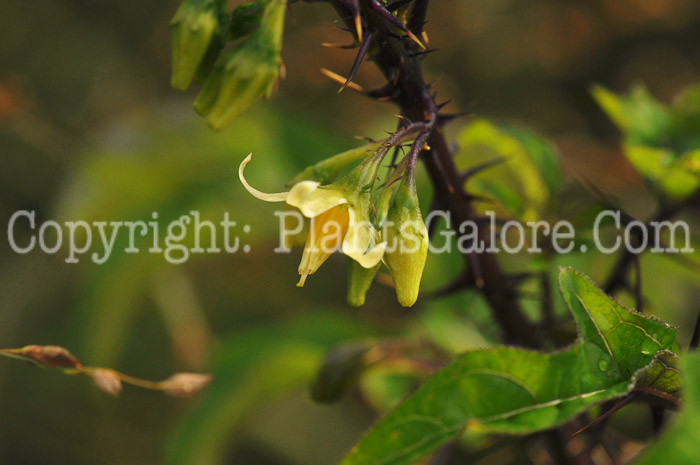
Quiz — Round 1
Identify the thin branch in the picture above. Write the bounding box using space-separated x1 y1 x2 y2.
0 345 211 397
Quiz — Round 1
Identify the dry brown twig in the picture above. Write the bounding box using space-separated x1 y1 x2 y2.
0 344 212 397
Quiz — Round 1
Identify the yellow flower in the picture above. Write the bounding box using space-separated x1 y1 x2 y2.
239 153 386 286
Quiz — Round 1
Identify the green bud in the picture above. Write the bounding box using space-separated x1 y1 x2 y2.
193 0 286 130
170 0 225 91
193 42 278 129
375 159 408 227
383 175 428 307
347 259 381 307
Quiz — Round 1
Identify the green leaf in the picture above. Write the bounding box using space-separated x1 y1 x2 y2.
633 350 681 398
593 83 700 200
339 268 677 465
591 85 632 132
592 84 671 146
624 145 700 200
454 119 561 221
504 126 562 196
628 352 700 464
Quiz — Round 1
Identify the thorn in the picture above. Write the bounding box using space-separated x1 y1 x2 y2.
354 135 377 143
368 0 426 49
340 32 374 92
320 68 365 93
405 30 426 49
354 13 363 43
321 42 357 49
421 31 430 48
365 84 400 101
408 48 439 59
460 157 508 182
573 394 637 437
436 100 451 110
437 112 468 126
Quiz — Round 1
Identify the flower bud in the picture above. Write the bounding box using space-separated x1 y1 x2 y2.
383 176 428 307
193 0 286 130
347 260 380 307
160 372 212 397
92 368 123 396
3 345 82 369
170 0 225 91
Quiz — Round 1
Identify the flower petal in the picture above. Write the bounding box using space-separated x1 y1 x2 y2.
238 153 289 202
346 241 386 268
342 206 385 268
287 182 348 218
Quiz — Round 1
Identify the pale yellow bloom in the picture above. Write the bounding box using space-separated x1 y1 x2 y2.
239 154 386 286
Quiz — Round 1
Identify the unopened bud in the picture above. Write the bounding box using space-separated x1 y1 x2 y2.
161 372 213 397
383 176 428 307
193 38 278 130
92 369 123 396
347 260 380 307
193 0 286 130
170 0 225 91
12 345 82 369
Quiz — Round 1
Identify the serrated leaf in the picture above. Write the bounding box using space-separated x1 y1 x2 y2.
628 352 700 464
633 350 681 399
339 268 677 465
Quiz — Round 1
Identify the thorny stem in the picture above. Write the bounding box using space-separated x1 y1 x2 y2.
327 0 541 348
314 0 697 461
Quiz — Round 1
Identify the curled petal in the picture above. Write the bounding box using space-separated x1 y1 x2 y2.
342 207 386 268
238 153 289 202
346 241 386 268
287 182 348 218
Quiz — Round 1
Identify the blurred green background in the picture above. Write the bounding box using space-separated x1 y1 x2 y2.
2 0 700 464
